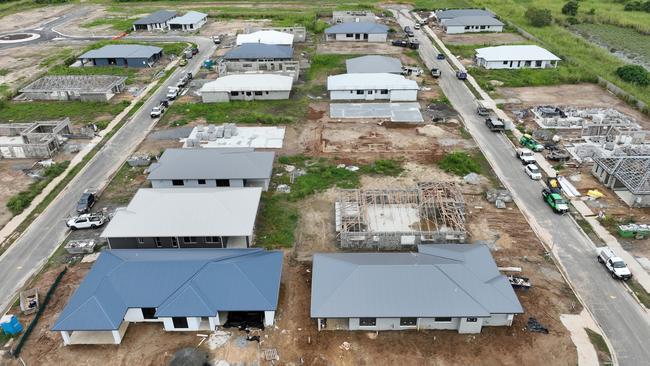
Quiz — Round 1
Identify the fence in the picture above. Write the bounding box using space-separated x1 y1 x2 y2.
597 76 649 114
11 267 68 358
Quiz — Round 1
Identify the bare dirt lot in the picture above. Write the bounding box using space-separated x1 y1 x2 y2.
435 28 526 45
498 84 650 130
199 19 271 37
52 5 116 37
0 160 36 228
0 4 75 33
317 42 404 55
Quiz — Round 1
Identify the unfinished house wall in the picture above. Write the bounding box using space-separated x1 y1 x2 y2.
218 60 300 81
0 119 71 159
336 182 467 249
151 178 270 190
332 11 376 23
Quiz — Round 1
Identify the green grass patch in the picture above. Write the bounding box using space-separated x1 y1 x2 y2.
627 278 650 309
39 47 78 68
0 68 9 76
470 64 596 91
584 328 613 366
414 0 471 9
573 23 650 68
0 100 130 124
306 54 359 81
102 163 148 205
81 16 135 32
255 193 299 249
162 99 307 126
438 151 482 176
6 161 70 216
358 159 404 176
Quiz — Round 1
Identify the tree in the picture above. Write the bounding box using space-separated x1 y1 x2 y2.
525 7 553 27
562 1 580 16
616 65 649 86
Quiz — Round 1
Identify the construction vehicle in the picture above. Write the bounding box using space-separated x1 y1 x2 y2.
485 117 505 132
542 188 568 214
401 66 422 76
476 100 491 116
597 247 632 280
519 134 544 152
546 149 570 162
516 148 536 165
456 70 467 80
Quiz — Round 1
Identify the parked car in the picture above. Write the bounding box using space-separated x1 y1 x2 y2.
66 213 106 230
402 66 422 76
516 148 536 165
160 98 170 108
520 134 544 152
186 72 193 80
150 105 165 119
184 49 194 59
166 86 180 100
437 53 445 60
597 247 632 280
525 164 542 180
404 26 414 37
485 117 505 132
542 188 569 214
456 70 467 80
430 68 441 78
76 192 96 213
392 39 419 49
212 35 222 44
191 47 199 55
414 23 421 30
476 100 491 116
176 75 189 88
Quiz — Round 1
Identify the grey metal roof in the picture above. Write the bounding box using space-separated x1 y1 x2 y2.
100 187 262 238
346 55 403 74
133 10 177 25
325 22 389 34
444 15 504 27
20 75 127 94
224 43 294 60
79 45 163 60
168 11 207 25
52 249 283 331
311 244 523 318
436 9 494 20
147 149 275 181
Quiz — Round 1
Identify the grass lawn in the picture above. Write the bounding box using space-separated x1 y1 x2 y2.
470 64 596 91
255 193 299 249
305 54 361 81
627 278 650 309
584 328 613 366
6 161 70 216
81 16 136 32
573 23 650 67
0 100 130 124
162 98 307 126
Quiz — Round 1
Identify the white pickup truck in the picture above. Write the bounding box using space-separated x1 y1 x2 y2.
597 247 632 280
516 148 536 165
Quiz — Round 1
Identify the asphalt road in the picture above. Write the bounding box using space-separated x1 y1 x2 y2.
0 37 215 313
393 8 650 366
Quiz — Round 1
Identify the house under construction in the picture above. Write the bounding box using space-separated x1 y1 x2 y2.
0 119 71 159
592 147 650 207
335 182 467 249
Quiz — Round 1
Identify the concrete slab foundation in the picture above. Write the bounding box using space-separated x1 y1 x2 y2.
330 102 423 123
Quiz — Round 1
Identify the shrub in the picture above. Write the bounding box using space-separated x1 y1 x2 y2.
438 151 481 176
525 7 553 27
561 1 579 16
616 65 649 86
6 161 70 215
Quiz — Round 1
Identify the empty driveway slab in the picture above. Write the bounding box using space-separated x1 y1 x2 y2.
330 103 423 123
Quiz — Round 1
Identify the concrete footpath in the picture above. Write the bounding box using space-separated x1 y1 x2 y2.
560 310 602 366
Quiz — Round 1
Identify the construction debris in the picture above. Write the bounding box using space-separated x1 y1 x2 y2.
64 239 96 254
206 331 231 350
486 189 512 203
336 182 467 248
618 224 650 239
126 154 152 167
508 275 532 290
339 342 351 351
19 288 39 315
463 172 481 185
592 146 650 207
0 119 71 159
526 317 549 334
264 349 280 361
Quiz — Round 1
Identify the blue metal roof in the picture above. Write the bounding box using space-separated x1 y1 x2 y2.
52 249 283 331
79 45 163 60
224 43 294 60
325 22 388 34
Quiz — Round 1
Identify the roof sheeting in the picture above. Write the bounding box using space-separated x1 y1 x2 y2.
100 187 262 238
325 22 388 34
147 149 275 181
346 55 403 74
200 74 293 93
444 15 504 27
79 45 163 59
236 30 294 46
327 73 418 91
476 45 561 62
133 10 177 25
52 249 283 331
20 75 127 93
436 9 494 20
311 245 523 318
168 11 207 25
224 43 294 60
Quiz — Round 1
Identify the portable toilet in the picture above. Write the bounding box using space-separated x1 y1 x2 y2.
0 314 23 335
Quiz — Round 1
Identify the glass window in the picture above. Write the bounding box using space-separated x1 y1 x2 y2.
359 318 376 326
172 179 184 186
380 89 388 94
183 237 197 244
435 317 452 322
231 91 239 96
154 237 162 248
137 238 144 244
198 179 206 185
356 90 364 95
254 91 263 96
171 237 179 248
400 317 417 326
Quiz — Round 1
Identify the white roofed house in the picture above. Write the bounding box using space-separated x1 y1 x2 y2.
236 30 294 46
442 16 504 34
200 74 293 103
327 73 418 102
147 148 275 191
324 22 388 42
100 187 262 249
167 11 207 31
475 45 561 70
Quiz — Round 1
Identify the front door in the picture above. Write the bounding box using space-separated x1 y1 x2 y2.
172 317 188 329
355 33 360 40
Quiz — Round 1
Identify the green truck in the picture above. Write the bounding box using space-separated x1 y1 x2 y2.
542 188 569 214
520 134 544 152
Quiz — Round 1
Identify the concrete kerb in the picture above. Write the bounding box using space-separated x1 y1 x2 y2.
0 59 178 248
403 10 618 364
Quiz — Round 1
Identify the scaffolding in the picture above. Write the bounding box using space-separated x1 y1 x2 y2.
593 147 650 195
335 182 466 249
